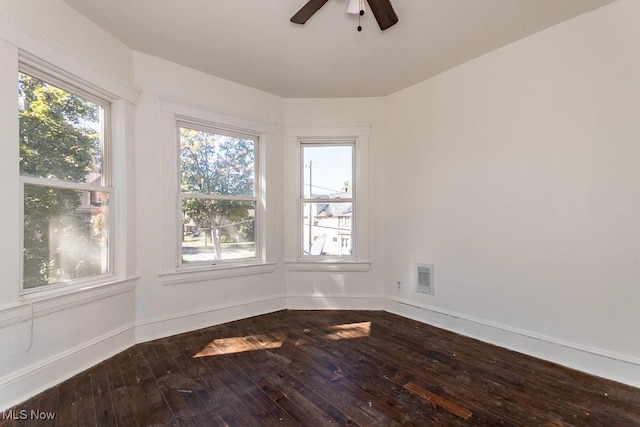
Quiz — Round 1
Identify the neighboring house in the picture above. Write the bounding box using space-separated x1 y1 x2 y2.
77 161 107 240
303 191 352 256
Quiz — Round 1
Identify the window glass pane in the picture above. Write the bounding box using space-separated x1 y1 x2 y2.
23 184 109 289
302 202 352 256
18 72 103 184
180 126 255 196
303 145 352 198
182 199 256 263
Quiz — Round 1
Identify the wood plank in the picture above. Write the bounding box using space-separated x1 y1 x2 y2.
73 366 96 427
404 381 473 420
89 364 117 427
144 342 202 426
53 376 77 427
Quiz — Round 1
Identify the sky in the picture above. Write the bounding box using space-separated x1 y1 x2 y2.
303 145 353 197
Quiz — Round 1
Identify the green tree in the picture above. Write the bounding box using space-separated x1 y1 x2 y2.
19 73 101 288
180 128 255 260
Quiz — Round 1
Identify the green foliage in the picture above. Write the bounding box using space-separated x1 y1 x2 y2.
19 73 99 181
180 128 254 195
19 73 102 288
180 128 256 259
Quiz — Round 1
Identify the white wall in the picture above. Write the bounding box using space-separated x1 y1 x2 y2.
384 0 640 386
283 98 387 309
0 0 137 410
132 52 287 342
0 0 132 83
2 0 640 412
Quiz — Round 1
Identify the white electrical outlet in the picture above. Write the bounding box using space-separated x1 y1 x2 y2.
396 280 402 290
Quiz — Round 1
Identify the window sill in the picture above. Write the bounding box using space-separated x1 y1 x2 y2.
160 262 278 286
14 276 139 319
285 261 371 272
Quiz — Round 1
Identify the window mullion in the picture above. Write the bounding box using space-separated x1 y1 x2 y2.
303 197 354 203
21 176 111 193
180 193 257 202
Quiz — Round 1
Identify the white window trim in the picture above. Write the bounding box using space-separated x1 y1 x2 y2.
159 262 278 286
159 96 276 283
285 124 371 272
17 57 131 296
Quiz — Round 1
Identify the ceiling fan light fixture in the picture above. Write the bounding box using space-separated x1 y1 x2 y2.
292 0 397 31
346 0 365 15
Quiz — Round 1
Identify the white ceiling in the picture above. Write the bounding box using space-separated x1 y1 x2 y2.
63 0 616 98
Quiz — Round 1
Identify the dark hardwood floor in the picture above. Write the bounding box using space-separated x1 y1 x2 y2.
2 310 639 426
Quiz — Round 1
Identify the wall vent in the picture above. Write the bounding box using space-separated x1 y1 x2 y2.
416 264 434 295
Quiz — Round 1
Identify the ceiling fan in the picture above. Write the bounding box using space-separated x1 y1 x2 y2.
291 0 399 31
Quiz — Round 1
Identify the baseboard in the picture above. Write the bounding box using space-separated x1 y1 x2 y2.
135 294 287 343
286 293 384 310
384 297 640 389
0 324 134 412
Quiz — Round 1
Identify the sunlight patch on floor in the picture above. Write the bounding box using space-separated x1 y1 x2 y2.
324 321 371 341
194 321 371 357
193 333 286 357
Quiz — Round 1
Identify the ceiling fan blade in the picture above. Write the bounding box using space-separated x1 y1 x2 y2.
366 0 399 31
290 0 331 24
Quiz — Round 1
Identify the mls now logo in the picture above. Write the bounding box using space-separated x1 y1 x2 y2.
2 409 56 420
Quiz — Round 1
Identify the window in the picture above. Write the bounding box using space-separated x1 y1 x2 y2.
158 98 275 282
338 216 351 228
178 122 259 266
341 237 351 255
19 71 111 290
301 142 354 258
285 124 369 271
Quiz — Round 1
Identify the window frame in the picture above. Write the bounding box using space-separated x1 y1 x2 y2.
176 119 262 269
18 64 116 294
158 96 276 282
299 139 356 260
285 124 371 272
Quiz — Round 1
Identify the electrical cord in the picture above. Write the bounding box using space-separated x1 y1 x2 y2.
18 296 35 353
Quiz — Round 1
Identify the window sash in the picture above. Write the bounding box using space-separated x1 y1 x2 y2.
179 193 257 202
18 68 111 185
178 196 261 267
179 195 259 266
20 179 114 292
299 141 356 259
300 140 355 200
21 176 112 193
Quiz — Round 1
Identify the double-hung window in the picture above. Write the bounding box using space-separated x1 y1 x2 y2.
178 122 260 266
300 141 355 258
19 70 112 291
285 124 369 271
